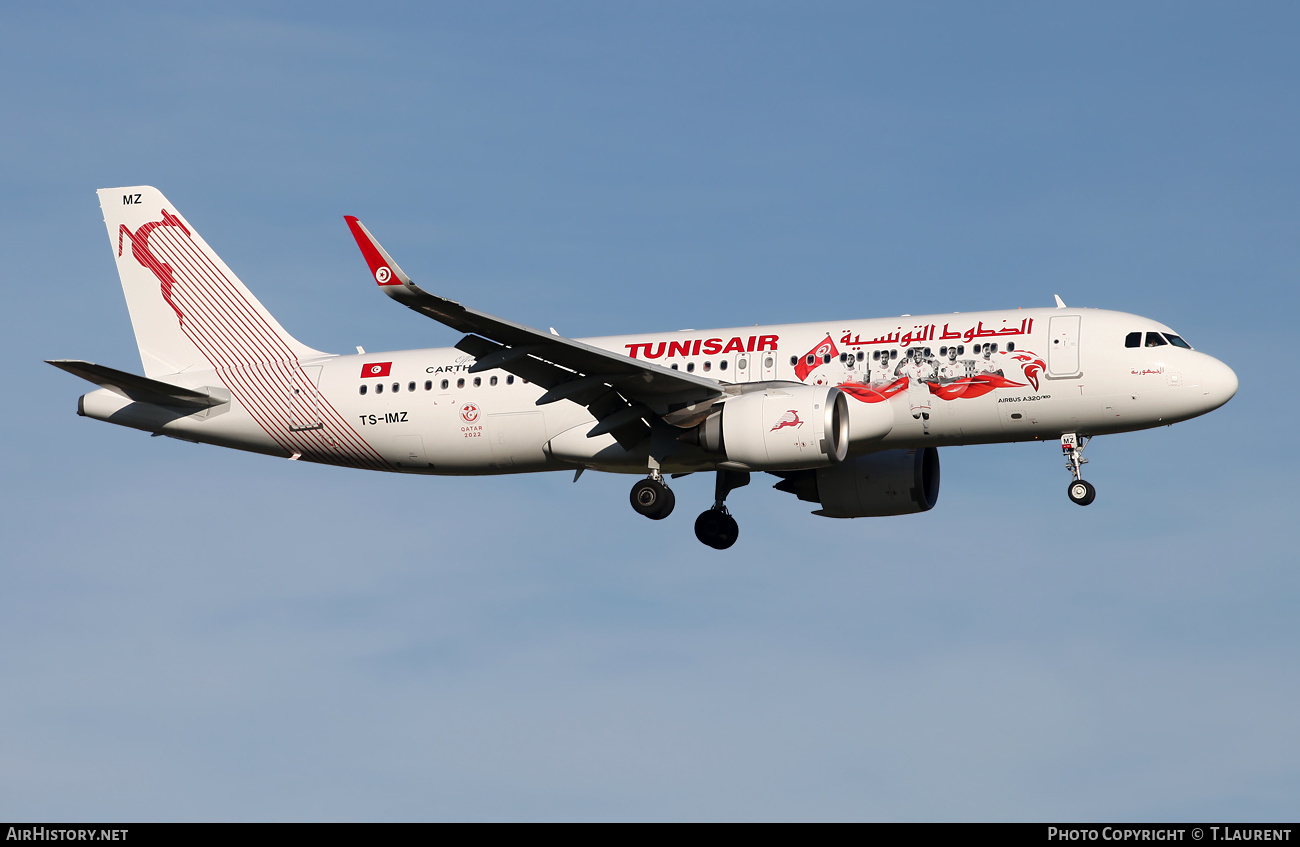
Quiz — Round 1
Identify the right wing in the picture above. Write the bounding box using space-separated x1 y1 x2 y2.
345 217 726 447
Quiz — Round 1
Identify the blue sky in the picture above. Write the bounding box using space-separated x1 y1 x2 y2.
2 2 1296 821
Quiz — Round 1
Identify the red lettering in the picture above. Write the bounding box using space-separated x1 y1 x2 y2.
644 341 666 359
746 335 756 352
757 335 779 351
692 339 702 356
668 340 692 358
625 343 649 359
703 338 723 355
722 337 746 354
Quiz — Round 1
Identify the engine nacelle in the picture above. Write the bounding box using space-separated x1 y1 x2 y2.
772 447 940 518
842 393 895 446
697 385 848 471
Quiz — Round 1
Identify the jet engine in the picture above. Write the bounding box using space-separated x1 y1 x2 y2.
692 385 849 471
771 447 940 517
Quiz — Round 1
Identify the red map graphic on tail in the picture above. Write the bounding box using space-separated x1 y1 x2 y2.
117 210 191 324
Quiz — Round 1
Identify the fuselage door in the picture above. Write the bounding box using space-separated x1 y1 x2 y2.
289 365 323 432
761 351 777 381
1047 315 1082 378
735 354 751 383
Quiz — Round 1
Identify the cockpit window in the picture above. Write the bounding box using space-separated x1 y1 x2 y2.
1165 334 1192 349
1125 332 1142 348
1144 332 1168 348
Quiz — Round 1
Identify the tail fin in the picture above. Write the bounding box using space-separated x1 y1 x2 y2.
98 186 325 378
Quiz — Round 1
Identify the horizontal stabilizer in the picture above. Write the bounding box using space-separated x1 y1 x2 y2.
46 360 225 410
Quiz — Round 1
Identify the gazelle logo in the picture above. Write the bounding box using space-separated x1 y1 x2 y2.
461 403 480 423
770 410 803 431
375 266 392 284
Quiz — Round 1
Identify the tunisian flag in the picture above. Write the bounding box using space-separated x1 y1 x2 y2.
360 362 392 378
795 335 839 381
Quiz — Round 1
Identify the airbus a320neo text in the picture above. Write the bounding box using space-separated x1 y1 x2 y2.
51 187 1238 549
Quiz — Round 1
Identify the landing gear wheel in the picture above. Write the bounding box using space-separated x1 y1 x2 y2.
1067 479 1096 506
694 509 739 549
630 478 675 520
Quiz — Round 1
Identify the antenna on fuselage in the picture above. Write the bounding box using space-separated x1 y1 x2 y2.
1053 295 1067 308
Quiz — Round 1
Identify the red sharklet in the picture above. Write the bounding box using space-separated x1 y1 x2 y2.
118 209 191 324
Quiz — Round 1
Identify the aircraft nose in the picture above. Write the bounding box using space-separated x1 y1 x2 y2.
1198 355 1238 412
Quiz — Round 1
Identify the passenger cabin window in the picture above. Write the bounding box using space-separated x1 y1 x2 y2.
408 381 416 392
376 383 384 394
392 382 400 393
1145 332 1168 348
425 380 432 391
703 361 711 372
1125 332 1142 348
507 376 515 385
359 385 367 395
441 379 449 390
490 376 498 386
719 360 728 371
473 377 481 387
457 378 465 388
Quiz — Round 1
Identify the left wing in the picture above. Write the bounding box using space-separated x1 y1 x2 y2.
345 217 726 447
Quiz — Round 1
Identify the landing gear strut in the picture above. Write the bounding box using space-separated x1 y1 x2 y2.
1061 433 1096 506
630 471 675 520
695 470 749 549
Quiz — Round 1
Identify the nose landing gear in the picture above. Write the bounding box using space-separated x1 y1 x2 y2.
1061 433 1096 506
694 470 749 549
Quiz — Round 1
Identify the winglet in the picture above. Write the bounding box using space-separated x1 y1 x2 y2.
345 216 414 288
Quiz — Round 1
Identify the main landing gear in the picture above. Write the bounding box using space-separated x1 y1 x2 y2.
627 469 750 549
630 471 675 520
1061 433 1096 506
694 470 749 550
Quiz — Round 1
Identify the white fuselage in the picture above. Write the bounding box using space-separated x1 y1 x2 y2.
77 306 1238 475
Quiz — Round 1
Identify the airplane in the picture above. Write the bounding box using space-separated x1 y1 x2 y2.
50 186 1239 549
